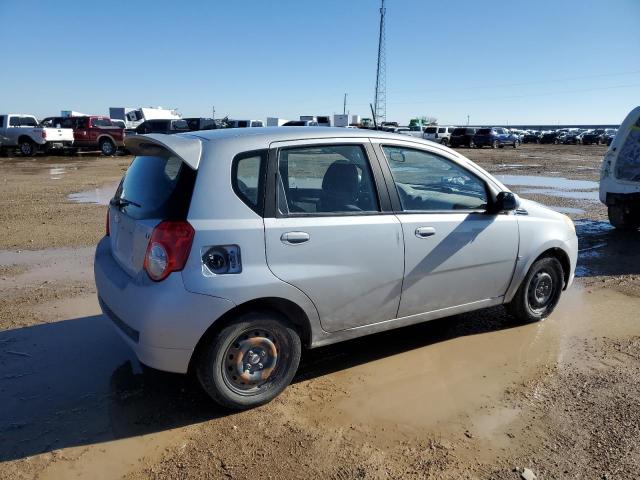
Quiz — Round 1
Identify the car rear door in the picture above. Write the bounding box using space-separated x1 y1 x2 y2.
263 138 404 333
372 139 519 318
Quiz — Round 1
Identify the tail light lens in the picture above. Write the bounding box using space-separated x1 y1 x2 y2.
42 130 47 139
144 221 195 281
105 208 110 236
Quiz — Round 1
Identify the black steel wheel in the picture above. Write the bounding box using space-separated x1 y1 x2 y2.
196 311 301 409
506 256 564 323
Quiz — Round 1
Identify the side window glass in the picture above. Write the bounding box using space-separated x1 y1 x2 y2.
232 151 266 214
382 146 488 211
9 117 20 126
278 145 379 215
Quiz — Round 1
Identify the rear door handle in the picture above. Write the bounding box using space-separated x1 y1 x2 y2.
415 226 436 238
280 231 310 245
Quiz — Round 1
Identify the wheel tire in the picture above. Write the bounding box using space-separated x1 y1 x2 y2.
513 140 519 149
492 140 499 149
441 138 448 147
608 205 640 230
100 138 116 156
506 256 564 323
195 311 302 410
19 139 36 156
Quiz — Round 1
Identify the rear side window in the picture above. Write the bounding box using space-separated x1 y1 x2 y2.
9 116 20 126
477 128 492 134
232 151 267 215
91 118 112 127
114 155 196 220
438 127 445 133
277 145 379 215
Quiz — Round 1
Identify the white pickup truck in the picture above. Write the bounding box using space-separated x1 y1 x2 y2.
0 114 74 156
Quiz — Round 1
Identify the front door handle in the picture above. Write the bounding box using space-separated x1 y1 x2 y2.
280 231 310 245
415 226 436 238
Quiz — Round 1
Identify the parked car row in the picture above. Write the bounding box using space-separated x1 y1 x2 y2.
523 128 618 146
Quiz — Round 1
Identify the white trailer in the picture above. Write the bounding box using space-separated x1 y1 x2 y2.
267 117 289 127
333 114 349 127
351 115 361 125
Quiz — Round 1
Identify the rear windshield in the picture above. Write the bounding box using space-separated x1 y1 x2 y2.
477 128 492 134
114 155 197 220
425 127 437 133
91 118 112 127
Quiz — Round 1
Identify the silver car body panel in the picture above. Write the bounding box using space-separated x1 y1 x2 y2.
95 127 578 374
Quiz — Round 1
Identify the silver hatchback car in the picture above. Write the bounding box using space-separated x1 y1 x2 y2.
95 127 577 409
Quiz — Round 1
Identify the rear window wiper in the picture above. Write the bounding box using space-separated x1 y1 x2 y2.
110 198 142 208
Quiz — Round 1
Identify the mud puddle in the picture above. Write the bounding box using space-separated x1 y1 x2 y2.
496 174 600 202
67 182 119 205
300 287 640 441
0 247 94 292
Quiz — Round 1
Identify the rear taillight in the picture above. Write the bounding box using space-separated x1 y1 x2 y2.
144 221 194 281
41 130 47 139
105 209 110 236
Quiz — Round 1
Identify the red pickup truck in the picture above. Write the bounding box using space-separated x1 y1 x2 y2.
40 115 125 155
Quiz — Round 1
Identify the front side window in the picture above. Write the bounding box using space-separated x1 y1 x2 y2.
232 151 266 214
278 145 379 215
382 146 488 212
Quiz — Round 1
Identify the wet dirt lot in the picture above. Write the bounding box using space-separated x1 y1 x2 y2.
1 144 639 479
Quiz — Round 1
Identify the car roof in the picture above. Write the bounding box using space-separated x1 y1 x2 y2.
125 127 452 170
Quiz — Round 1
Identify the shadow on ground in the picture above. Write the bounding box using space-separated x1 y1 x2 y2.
0 305 517 462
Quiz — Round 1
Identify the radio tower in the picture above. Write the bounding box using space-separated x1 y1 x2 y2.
373 0 387 125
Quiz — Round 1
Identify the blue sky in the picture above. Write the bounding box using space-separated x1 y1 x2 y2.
1 0 639 125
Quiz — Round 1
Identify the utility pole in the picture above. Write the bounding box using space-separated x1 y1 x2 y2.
467 115 470 126
212 106 215 120
373 0 387 124
343 93 347 115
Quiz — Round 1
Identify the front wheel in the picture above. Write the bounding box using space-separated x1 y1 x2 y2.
492 140 499 149
440 138 448 147
506 256 564 323
196 311 302 410
608 205 640 230
513 140 519 149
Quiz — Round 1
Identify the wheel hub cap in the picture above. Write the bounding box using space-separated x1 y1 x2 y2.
224 331 278 391
529 272 554 308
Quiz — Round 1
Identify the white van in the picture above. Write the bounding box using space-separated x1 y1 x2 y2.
599 106 640 229
423 126 457 146
228 120 264 128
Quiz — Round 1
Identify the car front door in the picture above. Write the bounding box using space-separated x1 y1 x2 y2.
373 140 519 318
263 139 405 333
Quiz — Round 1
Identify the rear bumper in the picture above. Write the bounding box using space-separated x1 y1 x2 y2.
94 237 235 373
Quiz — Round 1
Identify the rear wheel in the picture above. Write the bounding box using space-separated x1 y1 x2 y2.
608 205 640 230
492 140 499 149
100 138 116 156
19 139 36 156
506 256 564 323
469 139 475 148
196 311 302 410
440 138 448 147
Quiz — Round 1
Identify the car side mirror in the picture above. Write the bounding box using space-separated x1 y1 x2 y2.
495 191 519 212
389 151 406 163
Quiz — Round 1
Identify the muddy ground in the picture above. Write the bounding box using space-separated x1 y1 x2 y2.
1 144 639 479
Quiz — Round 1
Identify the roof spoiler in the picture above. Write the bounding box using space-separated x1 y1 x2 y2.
124 134 203 170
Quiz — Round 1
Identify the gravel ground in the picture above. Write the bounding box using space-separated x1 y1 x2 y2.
1 143 639 479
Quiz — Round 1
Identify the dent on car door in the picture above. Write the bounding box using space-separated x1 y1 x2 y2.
377 143 519 318
263 141 404 332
